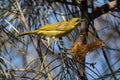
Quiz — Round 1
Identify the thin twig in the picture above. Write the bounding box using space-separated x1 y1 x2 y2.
15 0 43 62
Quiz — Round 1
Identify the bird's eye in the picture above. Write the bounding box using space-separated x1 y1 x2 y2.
76 19 80 22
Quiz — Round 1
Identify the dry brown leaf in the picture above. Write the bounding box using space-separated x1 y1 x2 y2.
71 39 103 61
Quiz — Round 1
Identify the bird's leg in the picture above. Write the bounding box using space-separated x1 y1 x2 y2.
59 39 64 47
46 37 53 48
59 37 64 48
42 37 54 56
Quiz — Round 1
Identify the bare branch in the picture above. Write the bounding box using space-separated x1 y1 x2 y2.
90 0 118 20
15 0 43 62
50 0 119 20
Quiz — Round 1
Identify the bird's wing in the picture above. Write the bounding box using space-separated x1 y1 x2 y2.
38 22 68 31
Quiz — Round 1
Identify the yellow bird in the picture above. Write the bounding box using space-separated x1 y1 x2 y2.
18 18 81 39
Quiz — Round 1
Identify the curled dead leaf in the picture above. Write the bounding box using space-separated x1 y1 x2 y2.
71 39 103 61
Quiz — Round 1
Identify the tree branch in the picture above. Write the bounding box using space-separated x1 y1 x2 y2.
90 0 118 20
15 0 43 62
50 0 119 20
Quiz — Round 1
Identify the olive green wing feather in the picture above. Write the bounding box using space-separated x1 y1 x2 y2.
38 22 69 31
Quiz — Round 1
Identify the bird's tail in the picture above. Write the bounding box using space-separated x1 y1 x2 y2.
17 31 36 36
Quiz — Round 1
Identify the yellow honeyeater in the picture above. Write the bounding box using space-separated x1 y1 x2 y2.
18 18 81 39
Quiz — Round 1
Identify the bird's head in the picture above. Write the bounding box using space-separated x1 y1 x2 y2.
70 18 81 26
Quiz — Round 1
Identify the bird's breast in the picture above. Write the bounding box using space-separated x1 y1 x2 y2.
38 30 65 37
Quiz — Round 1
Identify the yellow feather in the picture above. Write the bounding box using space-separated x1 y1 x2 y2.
18 18 81 39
